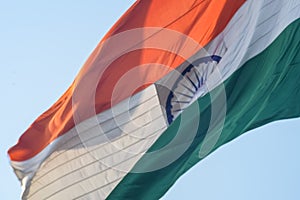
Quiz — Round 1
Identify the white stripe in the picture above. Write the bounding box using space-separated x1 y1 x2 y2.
23 85 167 199
11 0 300 199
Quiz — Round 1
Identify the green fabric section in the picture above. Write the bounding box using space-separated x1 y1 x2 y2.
107 19 300 200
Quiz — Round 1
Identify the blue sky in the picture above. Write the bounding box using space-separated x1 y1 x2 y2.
1 1 299 199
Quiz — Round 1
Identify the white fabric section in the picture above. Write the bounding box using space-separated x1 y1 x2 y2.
11 0 300 199
10 137 63 197
13 85 167 199
203 0 300 94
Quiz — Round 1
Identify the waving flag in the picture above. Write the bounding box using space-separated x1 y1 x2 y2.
8 0 300 199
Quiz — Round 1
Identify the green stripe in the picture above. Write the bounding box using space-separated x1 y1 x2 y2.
108 19 300 200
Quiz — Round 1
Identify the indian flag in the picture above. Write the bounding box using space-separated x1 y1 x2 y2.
8 0 300 199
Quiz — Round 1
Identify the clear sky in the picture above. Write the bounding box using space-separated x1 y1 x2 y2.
1 1 299 199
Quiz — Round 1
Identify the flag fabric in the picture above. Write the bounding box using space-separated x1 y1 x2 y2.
8 0 300 199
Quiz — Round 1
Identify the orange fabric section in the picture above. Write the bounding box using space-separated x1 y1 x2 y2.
9 0 245 161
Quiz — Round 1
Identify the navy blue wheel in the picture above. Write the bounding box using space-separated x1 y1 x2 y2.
165 55 221 124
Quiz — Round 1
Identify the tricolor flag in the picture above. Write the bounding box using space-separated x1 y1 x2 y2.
8 0 300 199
